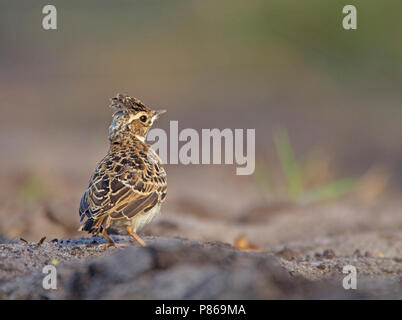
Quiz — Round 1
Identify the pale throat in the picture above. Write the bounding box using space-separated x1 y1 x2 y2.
135 135 145 142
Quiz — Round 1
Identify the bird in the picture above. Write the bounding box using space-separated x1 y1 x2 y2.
78 93 167 248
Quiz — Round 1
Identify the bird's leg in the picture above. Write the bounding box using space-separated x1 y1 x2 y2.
99 229 127 248
97 216 126 248
126 226 147 247
99 229 116 248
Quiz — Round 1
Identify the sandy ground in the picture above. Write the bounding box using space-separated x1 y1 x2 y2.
1 235 401 299
1 163 402 299
1 194 402 299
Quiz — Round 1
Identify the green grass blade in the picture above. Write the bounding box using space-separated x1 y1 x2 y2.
273 127 304 200
305 177 356 203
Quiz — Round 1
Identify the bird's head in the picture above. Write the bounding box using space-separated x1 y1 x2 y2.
108 93 166 143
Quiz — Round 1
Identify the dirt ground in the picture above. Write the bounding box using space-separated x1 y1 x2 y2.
1 171 402 299
1 234 402 299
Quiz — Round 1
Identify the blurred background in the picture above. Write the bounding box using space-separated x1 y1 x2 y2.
1 0 401 249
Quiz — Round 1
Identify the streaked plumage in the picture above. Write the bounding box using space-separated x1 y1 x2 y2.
78 93 167 247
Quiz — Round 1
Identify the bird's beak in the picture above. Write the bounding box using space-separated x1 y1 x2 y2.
154 109 167 119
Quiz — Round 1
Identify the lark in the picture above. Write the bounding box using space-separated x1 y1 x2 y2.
78 93 167 247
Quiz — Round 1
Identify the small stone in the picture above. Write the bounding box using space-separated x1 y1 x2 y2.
322 249 335 259
276 248 296 261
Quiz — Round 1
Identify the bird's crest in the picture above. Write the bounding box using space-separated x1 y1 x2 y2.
110 93 151 114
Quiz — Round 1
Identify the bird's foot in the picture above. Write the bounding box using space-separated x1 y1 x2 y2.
99 242 129 249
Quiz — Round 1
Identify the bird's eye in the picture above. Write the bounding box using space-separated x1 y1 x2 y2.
140 115 147 122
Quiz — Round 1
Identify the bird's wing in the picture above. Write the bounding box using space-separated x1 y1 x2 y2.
79 151 167 224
